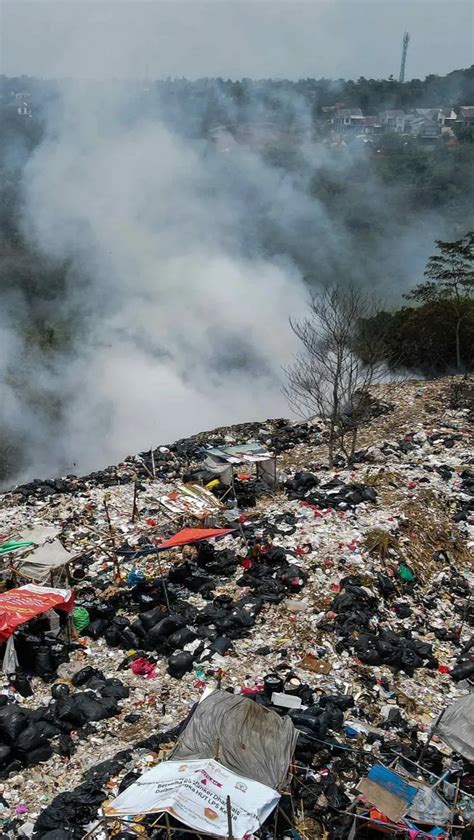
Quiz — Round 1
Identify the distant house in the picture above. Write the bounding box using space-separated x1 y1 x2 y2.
333 108 365 134
437 108 457 127
457 106 474 127
405 114 440 140
9 91 32 117
15 101 31 117
379 109 406 133
414 107 441 121
411 107 457 129
358 116 382 135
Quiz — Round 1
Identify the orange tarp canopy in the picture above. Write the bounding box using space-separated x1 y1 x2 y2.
0 584 74 643
155 527 234 551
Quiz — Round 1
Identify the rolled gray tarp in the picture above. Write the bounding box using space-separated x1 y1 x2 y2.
436 694 474 761
171 690 298 789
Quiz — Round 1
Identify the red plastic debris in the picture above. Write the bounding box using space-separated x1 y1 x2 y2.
131 657 156 678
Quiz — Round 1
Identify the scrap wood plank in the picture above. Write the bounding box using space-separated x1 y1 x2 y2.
358 765 418 824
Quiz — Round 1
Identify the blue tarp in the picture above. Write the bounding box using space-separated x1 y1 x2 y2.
367 765 418 805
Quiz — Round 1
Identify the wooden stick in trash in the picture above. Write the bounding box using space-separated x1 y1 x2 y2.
71 522 118 563
156 553 171 612
151 445 156 478
459 592 472 638
226 796 234 839
104 495 120 578
131 481 139 523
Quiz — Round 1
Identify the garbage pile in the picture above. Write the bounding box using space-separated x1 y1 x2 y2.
0 666 129 780
0 376 471 839
6 416 326 503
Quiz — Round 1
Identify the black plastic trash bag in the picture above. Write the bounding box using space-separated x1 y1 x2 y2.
51 684 70 700
100 680 129 700
16 721 58 752
35 647 56 679
11 672 33 698
167 651 193 678
167 627 197 649
72 667 103 687
210 636 233 655
83 618 110 640
451 660 474 682
148 615 186 646
55 697 88 727
0 746 11 768
50 642 69 668
21 744 54 766
0 705 28 744
73 692 117 722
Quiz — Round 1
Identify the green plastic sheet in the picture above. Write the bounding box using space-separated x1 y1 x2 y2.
0 540 34 555
72 606 90 634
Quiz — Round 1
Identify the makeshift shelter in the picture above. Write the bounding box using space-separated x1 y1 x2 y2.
105 691 297 839
0 584 74 644
13 540 76 584
202 442 277 489
117 527 234 558
17 525 59 544
0 526 60 558
0 527 78 586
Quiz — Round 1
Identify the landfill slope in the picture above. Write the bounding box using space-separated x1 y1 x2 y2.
0 375 472 838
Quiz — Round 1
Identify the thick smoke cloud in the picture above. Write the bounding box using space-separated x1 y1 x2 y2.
17 83 310 478
1 74 464 484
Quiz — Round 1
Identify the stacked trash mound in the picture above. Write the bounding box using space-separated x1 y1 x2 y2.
0 376 471 840
0 667 128 779
285 471 378 508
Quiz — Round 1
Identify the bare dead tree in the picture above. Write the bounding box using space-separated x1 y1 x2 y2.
283 284 388 467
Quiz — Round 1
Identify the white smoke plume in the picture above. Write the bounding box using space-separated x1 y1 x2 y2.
2 75 464 485
18 83 309 477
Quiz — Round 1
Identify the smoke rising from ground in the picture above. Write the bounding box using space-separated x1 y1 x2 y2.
15 84 311 478
0 74 469 485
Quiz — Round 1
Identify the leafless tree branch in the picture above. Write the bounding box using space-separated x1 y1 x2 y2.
283 283 388 467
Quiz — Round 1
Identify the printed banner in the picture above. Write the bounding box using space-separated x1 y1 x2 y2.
106 758 280 839
0 584 74 642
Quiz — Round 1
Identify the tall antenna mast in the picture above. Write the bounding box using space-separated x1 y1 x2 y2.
399 31 410 83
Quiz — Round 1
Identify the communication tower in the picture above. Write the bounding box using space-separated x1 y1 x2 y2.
399 31 410 83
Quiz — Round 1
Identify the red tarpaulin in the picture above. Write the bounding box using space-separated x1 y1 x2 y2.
155 527 234 552
0 584 74 643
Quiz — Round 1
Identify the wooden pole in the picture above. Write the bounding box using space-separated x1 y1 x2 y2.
156 554 171 612
418 706 446 766
151 446 156 478
104 495 121 580
226 795 234 839
459 592 472 639
131 481 139 523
